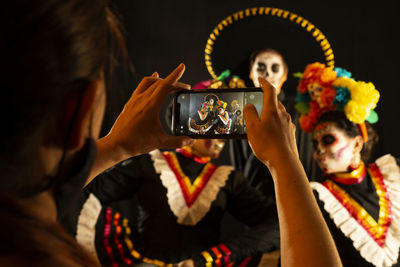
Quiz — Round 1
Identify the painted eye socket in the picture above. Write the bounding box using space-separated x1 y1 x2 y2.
272 63 280 73
312 139 319 150
257 62 266 72
322 134 336 146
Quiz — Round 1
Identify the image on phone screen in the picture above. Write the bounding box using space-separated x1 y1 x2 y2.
174 89 262 138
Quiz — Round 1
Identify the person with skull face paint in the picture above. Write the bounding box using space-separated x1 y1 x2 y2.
249 48 288 93
233 49 319 202
296 62 400 267
213 100 232 134
188 102 214 134
64 137 280 267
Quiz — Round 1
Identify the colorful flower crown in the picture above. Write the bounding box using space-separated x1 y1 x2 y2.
295 62 380 133
216 100 227 109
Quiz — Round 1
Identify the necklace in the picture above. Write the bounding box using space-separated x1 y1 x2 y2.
176 146 211 164
329 161 367 185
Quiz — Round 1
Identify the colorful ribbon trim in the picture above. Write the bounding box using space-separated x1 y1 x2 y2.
329 161 367 185
238 257 252 267
105 208 172 267
322 163 392 247
201 251 214 267
176 146 211 164
211 247 223 267
163 151 217 207
218 244 232 265
104 208 117 267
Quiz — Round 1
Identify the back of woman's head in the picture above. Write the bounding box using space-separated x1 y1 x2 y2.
315 111 378 162
0 0 123 189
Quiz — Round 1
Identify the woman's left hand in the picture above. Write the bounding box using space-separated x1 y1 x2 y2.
102 63 193 160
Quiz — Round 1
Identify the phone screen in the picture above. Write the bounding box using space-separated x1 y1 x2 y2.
173 89 263 138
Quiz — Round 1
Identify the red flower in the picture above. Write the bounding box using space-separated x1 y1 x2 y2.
299 101 325 132
320 86 336 108
193 80 212 89
300 114 315 132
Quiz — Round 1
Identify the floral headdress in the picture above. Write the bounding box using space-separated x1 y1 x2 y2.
216 100 227 110
295 62 380 140
193 70 246 90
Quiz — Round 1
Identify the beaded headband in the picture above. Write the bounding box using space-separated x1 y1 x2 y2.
204 7 335 80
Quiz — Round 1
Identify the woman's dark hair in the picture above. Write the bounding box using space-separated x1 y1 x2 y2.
0 0 126 264
0 0 126 192
316 111 378 162
249 48 289 76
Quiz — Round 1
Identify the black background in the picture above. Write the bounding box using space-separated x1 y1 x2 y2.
106 0 400 158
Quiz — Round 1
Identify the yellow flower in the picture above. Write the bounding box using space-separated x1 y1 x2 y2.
349 81 380 109
333 77 357 89
344 100 369 124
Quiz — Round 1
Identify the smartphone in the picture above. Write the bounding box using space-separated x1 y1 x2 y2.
171 88 263 138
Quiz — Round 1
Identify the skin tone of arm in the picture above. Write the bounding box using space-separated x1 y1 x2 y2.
243 77 342 267
86 64 193 186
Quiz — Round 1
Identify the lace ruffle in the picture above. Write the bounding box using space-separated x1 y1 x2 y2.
75 193 102 263
311 154 400 267
150 150 233 225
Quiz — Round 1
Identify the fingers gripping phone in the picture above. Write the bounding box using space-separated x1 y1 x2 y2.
171 88 263 138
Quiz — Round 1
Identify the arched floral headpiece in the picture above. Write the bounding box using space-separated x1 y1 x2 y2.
295 62 380 139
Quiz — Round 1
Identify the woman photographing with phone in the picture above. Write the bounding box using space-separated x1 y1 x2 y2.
0 1 341 266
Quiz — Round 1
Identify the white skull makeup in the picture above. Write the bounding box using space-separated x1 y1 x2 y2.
191 139 226 159
312 122 362 174
308 82 325 107
250 51 287 92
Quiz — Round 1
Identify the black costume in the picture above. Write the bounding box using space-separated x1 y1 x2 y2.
188 109 213 134
312 155 400 267
62 150 280 267
228 93 319 196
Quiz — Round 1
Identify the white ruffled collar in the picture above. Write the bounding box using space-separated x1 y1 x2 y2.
312 154 400 267
150 150 233 226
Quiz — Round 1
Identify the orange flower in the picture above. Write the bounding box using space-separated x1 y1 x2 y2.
299 101 325 132
297 62 336 95
300 114 315 132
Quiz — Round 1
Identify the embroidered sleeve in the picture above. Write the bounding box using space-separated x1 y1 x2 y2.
193 243 249 267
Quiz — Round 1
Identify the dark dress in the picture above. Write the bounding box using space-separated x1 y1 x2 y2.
312 155 400 267
224 93 319 205
62 150 280 267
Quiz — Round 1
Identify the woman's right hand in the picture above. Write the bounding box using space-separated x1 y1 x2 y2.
243 77 299 168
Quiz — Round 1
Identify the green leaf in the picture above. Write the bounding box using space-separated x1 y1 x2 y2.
218 69 231 81
366 109 379 124
293 72 303 79
295 102 310 114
